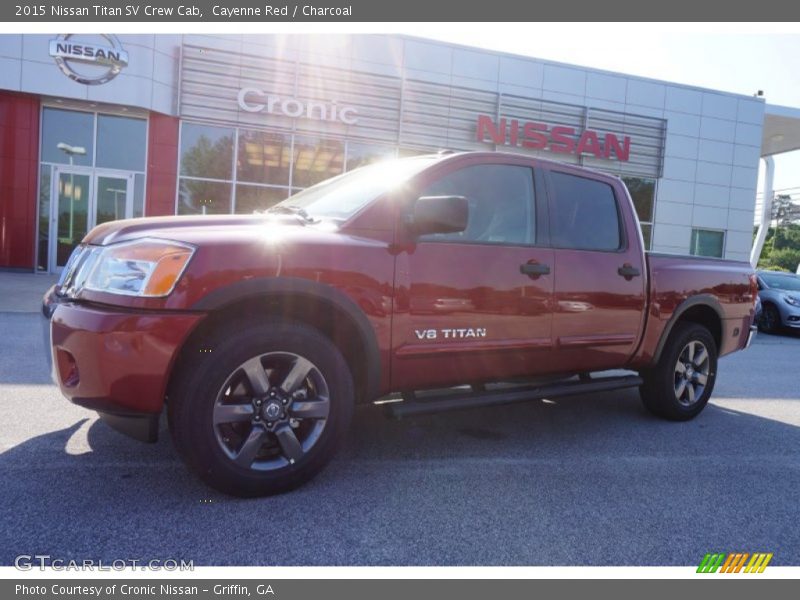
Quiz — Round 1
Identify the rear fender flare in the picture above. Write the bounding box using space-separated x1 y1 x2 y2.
651 294 724 364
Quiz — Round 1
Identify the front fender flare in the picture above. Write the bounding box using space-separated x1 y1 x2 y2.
191 277 382 402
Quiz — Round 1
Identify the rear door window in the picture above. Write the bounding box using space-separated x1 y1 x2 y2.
549 171 622 251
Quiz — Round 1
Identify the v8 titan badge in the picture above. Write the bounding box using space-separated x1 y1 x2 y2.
415 328 488 340
49 34 129 85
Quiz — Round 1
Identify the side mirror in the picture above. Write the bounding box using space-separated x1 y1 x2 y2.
408 195 468 236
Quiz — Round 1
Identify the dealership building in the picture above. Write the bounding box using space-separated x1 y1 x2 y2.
0 33 798 273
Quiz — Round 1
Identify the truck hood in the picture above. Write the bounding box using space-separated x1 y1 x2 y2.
84 214 315 246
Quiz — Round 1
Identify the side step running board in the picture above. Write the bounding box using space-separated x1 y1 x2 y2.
386 375 643 419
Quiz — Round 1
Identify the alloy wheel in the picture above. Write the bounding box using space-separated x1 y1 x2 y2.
212 352 330 471
673 340 710 406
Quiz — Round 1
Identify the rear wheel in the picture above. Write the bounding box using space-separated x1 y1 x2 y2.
758 303 781 334
169 319 354 497
640 322 717 421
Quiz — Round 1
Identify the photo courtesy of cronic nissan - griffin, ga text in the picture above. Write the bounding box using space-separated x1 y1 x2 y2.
42 151 759 497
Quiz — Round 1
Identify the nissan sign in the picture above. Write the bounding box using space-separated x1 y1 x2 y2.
238 88 359 125
477 114 631 161
49 34 129 85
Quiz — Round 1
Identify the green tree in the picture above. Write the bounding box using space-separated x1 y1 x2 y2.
771 194 800 228
181 134 234 181
764 248 800 272
757 196 800 269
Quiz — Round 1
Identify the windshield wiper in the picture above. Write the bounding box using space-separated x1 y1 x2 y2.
264 204 317 223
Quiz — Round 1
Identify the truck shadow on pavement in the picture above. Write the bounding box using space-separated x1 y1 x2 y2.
1 389 798 566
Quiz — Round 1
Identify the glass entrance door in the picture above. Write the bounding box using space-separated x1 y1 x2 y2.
95 174 134 226
48 168 135 272
51 167 92 270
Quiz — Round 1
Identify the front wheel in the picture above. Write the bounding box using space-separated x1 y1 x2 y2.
758 303 781 334
639 322 717 421
169 319 354 497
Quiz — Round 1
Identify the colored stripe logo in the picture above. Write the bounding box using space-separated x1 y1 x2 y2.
697 552 773 573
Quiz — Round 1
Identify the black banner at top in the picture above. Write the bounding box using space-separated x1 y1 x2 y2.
3 0 800 21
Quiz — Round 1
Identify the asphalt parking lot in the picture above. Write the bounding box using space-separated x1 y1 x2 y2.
0 289 798 566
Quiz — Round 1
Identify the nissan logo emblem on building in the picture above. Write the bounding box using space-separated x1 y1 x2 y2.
49 34 129 85
238 87 359 125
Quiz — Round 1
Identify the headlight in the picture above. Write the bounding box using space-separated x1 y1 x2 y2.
783 294 800 307
81 239 195 297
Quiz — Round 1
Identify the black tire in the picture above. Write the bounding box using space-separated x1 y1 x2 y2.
758 303 781 334
639 322 717 421
168 319 354 497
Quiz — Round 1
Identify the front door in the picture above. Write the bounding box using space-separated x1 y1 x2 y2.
48 168 134 272
391 160 555 391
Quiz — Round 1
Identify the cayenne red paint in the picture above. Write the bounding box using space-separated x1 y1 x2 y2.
44 152 756 436
0 91 39 269
51 302 202 413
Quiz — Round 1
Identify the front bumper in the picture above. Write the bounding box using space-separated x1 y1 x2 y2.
42 286 203 442
779 305 800 328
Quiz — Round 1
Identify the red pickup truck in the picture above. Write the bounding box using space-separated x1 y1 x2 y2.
43 151 758 496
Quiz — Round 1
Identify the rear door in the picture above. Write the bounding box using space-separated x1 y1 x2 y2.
391 157 555 390
544 167 647 372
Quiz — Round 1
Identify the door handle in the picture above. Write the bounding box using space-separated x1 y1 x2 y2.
520 263 551 276
617 264 641 280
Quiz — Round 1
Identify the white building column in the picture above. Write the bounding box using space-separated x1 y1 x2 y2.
750 155 775 268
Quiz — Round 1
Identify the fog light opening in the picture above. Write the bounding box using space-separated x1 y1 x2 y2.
56 348 80 387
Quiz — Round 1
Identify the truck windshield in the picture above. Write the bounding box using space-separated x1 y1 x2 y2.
761 272 800 291
270 156 440 221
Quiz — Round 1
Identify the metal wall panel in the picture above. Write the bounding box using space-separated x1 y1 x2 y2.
181 44 402 143
179 43 666 178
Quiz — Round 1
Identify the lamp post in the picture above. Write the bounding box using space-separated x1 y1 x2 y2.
56 142 87 241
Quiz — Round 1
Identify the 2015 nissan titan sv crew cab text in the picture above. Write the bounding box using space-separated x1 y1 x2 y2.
42 151 758 497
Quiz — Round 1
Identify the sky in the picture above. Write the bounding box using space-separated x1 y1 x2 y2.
414 23 800 216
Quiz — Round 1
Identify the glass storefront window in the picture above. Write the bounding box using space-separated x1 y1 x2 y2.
622 176 655 251
235 185 289 214
640 224 652 250
398 147 434 158
690 229 725 258
96 114 147 171
622 176 656 224
237 129 291 186
291 136 344 188
346 142 396 171
180 123 235 181
41 108 94 167
178 178 232 215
